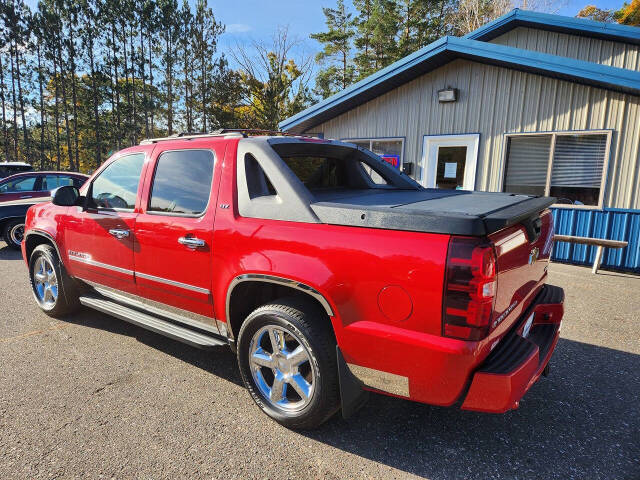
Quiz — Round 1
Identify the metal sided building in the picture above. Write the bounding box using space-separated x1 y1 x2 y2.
280 9 640 273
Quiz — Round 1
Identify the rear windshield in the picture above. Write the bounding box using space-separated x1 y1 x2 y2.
271 142 418 195
281 156 355 189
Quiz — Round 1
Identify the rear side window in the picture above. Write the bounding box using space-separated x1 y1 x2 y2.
148 150 214 216
245 153 276 199
41 175 77 191
360 162 388 185
91 153 145 210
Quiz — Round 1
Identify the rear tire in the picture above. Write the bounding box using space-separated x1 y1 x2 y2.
3 219 25 250
237 297 340 429
29 244 80 317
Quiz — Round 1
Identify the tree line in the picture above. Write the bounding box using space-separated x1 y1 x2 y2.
0 0 311 172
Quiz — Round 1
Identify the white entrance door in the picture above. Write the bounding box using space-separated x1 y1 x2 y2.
421 134 480 190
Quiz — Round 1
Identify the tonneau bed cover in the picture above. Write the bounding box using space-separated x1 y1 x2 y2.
310 189 555 236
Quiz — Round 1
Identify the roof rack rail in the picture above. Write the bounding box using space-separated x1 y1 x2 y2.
139 131 240 145
139 128 318 145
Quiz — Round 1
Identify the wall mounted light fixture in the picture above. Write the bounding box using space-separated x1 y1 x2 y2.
438 87 458 103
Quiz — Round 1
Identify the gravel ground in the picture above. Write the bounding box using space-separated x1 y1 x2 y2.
0 244 638 479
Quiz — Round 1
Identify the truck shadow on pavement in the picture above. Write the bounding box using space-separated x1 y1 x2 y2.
63 307 639 479
65 308 243 387
304 338 640 480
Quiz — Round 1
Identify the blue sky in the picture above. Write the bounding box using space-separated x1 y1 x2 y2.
214 0 626 53
22 0 628 58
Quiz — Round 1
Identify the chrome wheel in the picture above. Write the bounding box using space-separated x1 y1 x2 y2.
9 223 24 246
249 325 315 412
33 256 58 308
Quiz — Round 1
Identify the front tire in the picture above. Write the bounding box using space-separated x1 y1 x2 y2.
237 298 340 429
3 219 25 250
29 244 80 317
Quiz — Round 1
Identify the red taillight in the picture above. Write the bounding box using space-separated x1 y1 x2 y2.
443 237 497 341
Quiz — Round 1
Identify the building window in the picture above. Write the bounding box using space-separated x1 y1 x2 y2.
345 137 404 170
503 131 611 207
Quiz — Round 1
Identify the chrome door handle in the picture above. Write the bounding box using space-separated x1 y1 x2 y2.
20 195 33 199
178 236 206 249
109 229 130 239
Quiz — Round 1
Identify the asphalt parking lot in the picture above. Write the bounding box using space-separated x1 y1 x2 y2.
0 244 638 480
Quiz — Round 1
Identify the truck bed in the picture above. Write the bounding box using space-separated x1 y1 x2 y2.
310 189 556 236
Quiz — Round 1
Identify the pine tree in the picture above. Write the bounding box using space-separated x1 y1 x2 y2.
79 0 104 169
31 10 48 169
397 0 450 57
353 0 375 79
191 0 223 131
158 0 180 135
179 0 194 132
208 55 245 129
310 0 356 99
353 0 401 79
0 0 11 162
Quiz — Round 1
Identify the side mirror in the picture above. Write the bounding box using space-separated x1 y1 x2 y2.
52 185 81 206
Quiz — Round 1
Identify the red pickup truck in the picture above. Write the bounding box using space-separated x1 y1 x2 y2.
22 131 564 429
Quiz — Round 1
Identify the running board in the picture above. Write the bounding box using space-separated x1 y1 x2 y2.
78 295 228 349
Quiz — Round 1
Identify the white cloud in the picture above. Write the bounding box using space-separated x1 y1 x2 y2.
226 23 252 34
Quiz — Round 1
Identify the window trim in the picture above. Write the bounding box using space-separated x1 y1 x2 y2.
341 137 405 169
145 148 216 218
88 152 148 213
500 130 613 210
421 133 480 190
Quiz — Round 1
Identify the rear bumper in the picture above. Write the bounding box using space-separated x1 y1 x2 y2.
460 284 564 413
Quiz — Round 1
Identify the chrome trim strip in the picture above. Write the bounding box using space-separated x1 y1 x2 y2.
0 196 51 206
68 253 134 276
224 273 335 341
136 271 211 295
67 252 210 294
80 279 221 335
346 363 410 397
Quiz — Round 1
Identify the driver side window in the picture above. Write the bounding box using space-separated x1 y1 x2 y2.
91 153 145 210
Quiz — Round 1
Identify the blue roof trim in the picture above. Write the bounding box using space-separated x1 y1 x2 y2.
280 36 640 132
465 8 640 46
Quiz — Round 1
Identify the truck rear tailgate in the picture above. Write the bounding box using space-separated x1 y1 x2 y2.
488 209 555 336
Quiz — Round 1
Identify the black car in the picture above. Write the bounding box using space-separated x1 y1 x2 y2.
0 162 33 180
1 171 88 250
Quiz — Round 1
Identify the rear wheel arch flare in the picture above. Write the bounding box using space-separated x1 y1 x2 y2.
225 274 335 341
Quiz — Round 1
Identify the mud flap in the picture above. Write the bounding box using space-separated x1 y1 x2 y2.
336 346 369 419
